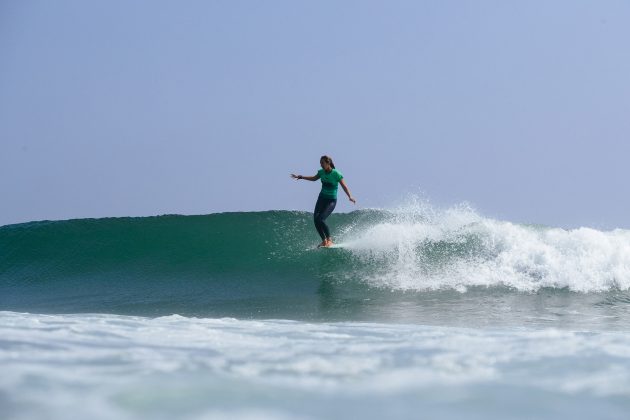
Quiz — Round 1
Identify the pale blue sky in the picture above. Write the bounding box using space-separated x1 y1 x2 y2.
1 1 629 228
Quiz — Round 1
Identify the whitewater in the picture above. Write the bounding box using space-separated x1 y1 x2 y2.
2 201 630 419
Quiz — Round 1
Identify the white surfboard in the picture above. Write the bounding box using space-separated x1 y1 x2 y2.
305 243 347 251
320 243 345 249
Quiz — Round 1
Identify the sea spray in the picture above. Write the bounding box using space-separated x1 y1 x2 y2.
340 202 630 292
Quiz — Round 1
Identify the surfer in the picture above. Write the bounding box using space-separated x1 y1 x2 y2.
291 155 356 247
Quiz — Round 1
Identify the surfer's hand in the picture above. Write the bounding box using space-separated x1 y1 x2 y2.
290 174 300 180
349 197 356 204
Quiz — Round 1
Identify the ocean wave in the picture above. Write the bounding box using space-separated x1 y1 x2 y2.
2 200 630 316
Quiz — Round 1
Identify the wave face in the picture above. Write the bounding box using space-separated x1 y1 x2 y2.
2 203 630 320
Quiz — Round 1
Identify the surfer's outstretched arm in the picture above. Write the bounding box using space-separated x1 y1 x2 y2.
290 174 320 181
339 179 356 204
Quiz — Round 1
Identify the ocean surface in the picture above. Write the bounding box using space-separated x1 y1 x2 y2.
2 203 630 419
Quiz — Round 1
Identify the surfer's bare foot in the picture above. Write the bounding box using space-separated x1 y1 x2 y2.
325 238 333 247
317 241 327 248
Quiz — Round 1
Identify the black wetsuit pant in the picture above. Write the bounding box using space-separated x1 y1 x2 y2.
314 195 337 241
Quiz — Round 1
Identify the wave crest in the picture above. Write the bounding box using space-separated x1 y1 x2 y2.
340 201 630 292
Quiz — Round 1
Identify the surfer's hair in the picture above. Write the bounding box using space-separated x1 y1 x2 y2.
320 155 335 169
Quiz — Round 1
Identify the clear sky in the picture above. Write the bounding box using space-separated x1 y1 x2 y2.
1 0 629 228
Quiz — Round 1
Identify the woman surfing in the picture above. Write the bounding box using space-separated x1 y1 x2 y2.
291 155 356 248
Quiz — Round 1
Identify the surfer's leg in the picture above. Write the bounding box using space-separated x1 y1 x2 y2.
314 220 326 241
313 197 327 241
318 199 337 241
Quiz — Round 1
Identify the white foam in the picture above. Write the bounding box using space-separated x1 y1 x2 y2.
341 199 630 292
2 312 630 420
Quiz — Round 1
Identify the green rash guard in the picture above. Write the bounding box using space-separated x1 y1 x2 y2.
317 168 344 199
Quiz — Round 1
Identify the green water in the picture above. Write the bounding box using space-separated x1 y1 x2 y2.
2 211 630 329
